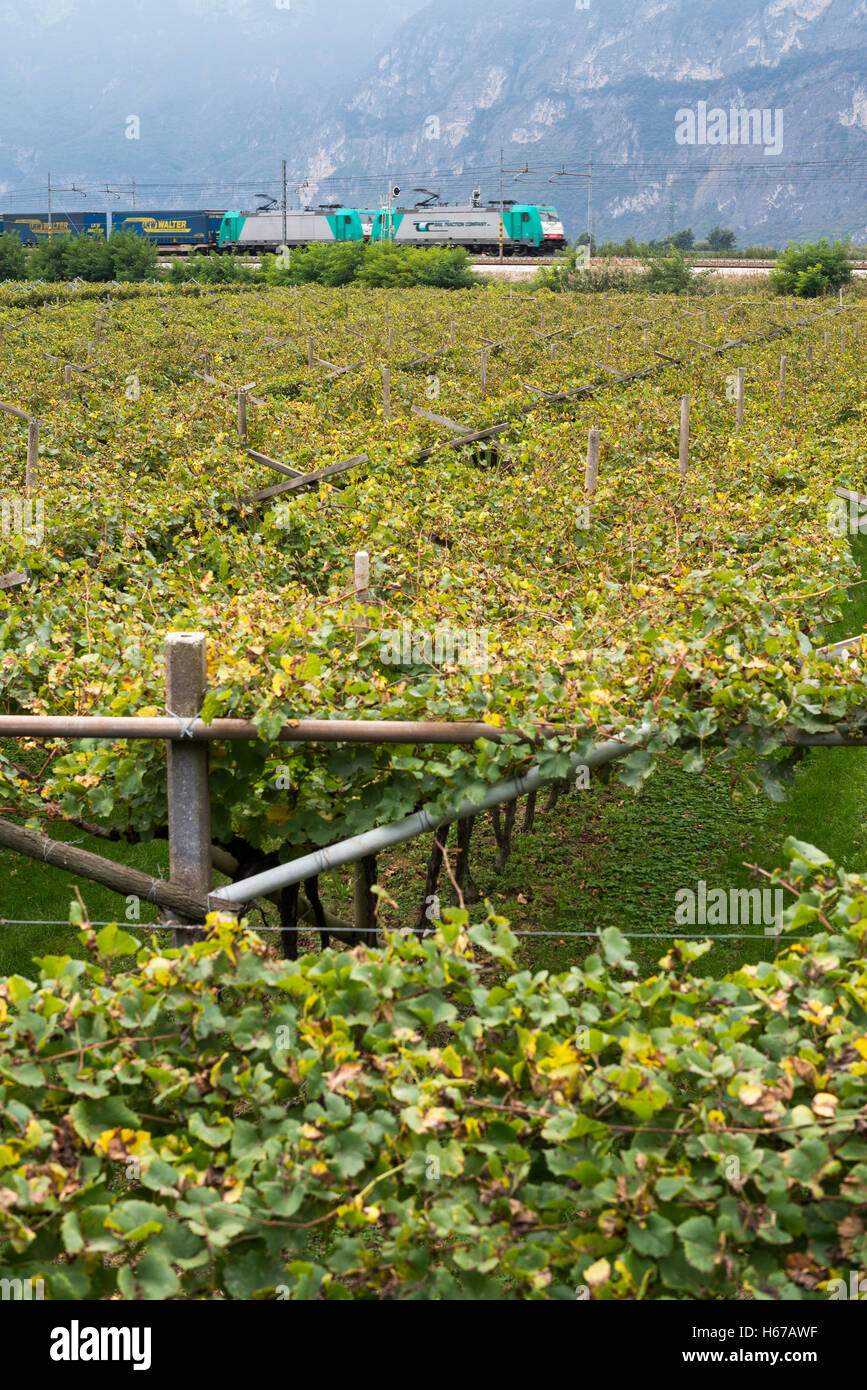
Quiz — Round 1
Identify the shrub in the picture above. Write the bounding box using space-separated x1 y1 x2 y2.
0 233 27 282
102 231 160 283
25 231 160 283
168 253 258 285
642 247 698 295
707 225 737 252
264 241 366 287
535 249 639 294
1 840 866 1300
770 239 853 297
25 236 73 282
260 242 476 290
406 245 476 290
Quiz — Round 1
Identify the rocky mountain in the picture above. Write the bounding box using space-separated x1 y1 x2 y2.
1 0 866 244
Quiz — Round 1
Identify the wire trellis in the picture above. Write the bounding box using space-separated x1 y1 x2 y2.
0 917 814 941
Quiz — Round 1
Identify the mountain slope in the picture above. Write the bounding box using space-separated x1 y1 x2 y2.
1 0 865 243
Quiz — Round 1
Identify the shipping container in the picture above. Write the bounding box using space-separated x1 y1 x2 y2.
1 213 108 245
111 210 225 249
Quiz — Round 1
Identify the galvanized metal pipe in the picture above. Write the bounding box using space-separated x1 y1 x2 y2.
0 715 532 744
217 727 653 905
1 715 863 752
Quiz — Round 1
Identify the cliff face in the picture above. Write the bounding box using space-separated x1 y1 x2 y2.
288 0 867 244
1 0 865 244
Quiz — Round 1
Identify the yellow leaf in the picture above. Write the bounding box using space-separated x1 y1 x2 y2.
812 1092 838 1119
585 1258 610 1289
739 1084 763 1106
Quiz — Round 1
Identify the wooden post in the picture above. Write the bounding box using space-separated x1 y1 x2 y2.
308 337 314 368
678 396 690 478
63 363 73 385
548 339 556 360
237 388 248 443
352 856 377 945
736 367 745 432
25 419 38 495
778 355 786 406
353 550 370 639
480 348 488 394
807 343 814 368
841 329 847 353
382 366 391 421
388 322 394 351
165 633 211 946
351 540 375 939
450 320 455 348
585 428 600 495
824 331 830 349
643 327 648 346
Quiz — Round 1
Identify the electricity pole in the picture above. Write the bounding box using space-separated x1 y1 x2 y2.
101 181 136 205
101 182 137 237
502 161 538 256
47 173 86 240
499 147 504 263
281 160 287 244
548 164 592 253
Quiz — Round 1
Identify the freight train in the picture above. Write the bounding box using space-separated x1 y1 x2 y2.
367 196 565 255
0 212 108 245
111 210 224 249
217 207 365 251
0 192 566 255
217 194 565 255
0 209 222 250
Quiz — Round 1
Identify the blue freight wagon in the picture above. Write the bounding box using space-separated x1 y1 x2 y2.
111 210 225 250
1 213 107 245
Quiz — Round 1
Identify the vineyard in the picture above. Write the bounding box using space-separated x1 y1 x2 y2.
2 278 867 1302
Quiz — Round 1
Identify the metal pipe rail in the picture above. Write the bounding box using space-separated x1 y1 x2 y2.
217 728 653 905
0 715 544 744
1 714 864 748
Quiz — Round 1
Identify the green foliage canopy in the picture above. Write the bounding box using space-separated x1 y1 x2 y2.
0 841 865 1299
770 240 854 298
